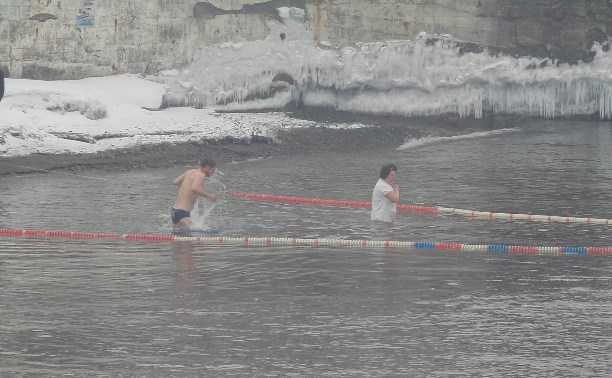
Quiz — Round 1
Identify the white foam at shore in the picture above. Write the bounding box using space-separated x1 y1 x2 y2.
397 128 520 150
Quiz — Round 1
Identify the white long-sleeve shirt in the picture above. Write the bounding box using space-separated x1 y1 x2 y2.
371 179 396 223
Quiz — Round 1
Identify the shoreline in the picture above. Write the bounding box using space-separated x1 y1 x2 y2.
0 124 413 176
0 111 580 176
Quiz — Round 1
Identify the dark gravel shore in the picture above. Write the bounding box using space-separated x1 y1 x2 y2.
0 125 409 176
0 112 514 176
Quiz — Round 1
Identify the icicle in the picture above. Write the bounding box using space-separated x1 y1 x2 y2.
161 25 612 119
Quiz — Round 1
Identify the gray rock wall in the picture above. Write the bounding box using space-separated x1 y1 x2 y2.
305 0 611 63
0 0 299 79
0 0 610 79
0 0 199 79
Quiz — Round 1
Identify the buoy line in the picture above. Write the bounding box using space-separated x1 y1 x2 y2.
1 228 611 256
2 165 607 227
228 192 612 226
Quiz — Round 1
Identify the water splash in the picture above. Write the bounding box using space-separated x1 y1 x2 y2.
190 175 230 232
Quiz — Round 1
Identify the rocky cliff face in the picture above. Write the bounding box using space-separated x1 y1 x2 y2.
305 0 611 64
0 0 609 79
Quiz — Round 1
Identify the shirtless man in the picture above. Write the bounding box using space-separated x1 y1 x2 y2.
171 158 218 225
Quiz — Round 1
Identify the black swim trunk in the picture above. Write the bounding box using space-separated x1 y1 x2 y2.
171 208 191 224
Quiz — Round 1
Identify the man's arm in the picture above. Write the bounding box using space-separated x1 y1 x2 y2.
384 185 400 203
191 174 218 202
172 173 186 187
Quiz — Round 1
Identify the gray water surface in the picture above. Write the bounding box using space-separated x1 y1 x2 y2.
1 117 612 376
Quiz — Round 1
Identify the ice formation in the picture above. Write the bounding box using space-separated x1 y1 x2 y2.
159 7 612 119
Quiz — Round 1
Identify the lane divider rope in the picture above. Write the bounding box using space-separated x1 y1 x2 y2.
228 192 612 226
1 228 611 256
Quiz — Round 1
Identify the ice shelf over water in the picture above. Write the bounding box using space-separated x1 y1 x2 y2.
160 7 612 120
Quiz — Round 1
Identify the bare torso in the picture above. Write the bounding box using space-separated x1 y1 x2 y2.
173 169 205 211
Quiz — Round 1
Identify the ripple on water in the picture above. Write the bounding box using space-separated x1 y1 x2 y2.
1 118 612 376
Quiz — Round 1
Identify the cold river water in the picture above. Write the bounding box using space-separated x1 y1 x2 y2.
1 117 612 376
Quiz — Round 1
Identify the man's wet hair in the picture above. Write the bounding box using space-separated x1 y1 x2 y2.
200 158 217 168
379 163 397 179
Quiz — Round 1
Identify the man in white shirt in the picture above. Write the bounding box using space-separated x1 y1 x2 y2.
371 163 399 223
